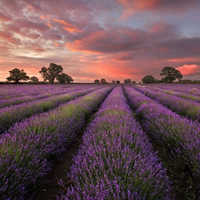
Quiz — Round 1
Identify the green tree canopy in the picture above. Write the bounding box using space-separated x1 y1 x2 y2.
142 75 156 83
57 73 73 84
160 66 182 83
124 79 131 84
100 78 106 84
39 63 63 84
94 79 100 83
30 76 39 83
7 68 29 84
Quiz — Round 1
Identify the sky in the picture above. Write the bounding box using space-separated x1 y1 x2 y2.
0 0 200 83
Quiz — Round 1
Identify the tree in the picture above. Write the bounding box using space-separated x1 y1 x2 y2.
56 73 73 84
124 79 131 84
132 81 136 84
160 66 182 83
39 63 63 84
142 75 156 83
94 79 100 83
30 76 39 83
100 78 106 84
112 80 116 84
7 68 29 84
116 80 120 84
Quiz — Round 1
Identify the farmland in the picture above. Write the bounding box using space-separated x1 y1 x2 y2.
0 84 199 200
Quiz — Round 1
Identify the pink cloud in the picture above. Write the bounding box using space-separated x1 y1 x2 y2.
0 12 12 21
52 19 82 33
0 31 21 45
176 64 200 76
118 0 200 20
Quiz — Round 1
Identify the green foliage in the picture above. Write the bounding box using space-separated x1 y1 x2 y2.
39 63 63 84
142 75 156 83
30 76 39 83
100 78 106 84
160 66 182 83
94 79 100 83
56 73 73 84
124 79 131 84
7 68 29 84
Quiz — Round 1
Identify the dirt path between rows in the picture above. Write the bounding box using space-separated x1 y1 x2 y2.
33 129 85 200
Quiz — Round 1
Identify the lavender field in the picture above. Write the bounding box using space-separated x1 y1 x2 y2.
0 84 199 200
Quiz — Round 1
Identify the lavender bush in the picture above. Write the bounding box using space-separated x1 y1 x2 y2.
0 84 71 100
132 85 200 121
146 85 200 103
60 86 172 200
0 86 100 134
0 86 88 109
124 85 200 195
0 86 113 199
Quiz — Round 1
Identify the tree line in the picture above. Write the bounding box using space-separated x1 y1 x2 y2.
6 63 73 84
4 65 190 84
94 67 183 84
94 79 136 84
141 66 182 83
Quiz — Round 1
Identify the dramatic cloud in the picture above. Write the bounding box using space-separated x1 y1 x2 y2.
118 0 200 20
0 0 200 82
176 64 200 76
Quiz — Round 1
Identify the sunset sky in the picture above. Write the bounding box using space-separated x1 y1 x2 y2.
0 0 200 83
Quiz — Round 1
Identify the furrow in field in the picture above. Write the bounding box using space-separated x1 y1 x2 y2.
132 85 200 122
59 85 172 199
148 84 200 96
124 85 200 199
0 86 100 134
0 86 88 109
0 85 72 100
146 85 200 104
0 85 113 199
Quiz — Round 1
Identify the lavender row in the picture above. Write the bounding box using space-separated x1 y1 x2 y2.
148 84 200 96
132 85 200 121
0 86 113 199
0 86 89 109
60 86 172 199
0 86 100 134
146 85 200 104
124 86 200 190
0 84 74 100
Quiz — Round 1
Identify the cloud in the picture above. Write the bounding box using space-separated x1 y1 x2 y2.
0 11 12 21
0 0 200 82
118 0 200 19
66 27 145 53
52 19 82 33
176 64 200 76
0 31 21 45
65 22 182 57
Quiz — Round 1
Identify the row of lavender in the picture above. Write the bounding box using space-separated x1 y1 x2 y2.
0 84 74 100
148 84 200 96
0 85 102 134
59 86 172 199
124 85 200 197
146 85 200 104
0 85 92 109
0 86 113 199
133 85 200 121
